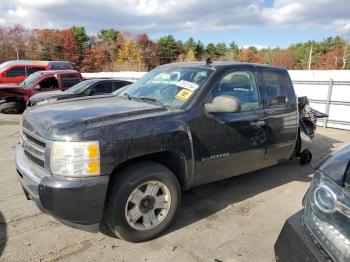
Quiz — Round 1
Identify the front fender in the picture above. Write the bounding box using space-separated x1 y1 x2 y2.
0 87 27 101
101 119 195 188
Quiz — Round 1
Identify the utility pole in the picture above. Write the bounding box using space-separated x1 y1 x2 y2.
307 45 313 70
15 48 19 60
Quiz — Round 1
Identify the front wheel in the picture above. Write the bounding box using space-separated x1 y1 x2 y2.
104 161 181 242
0 101 25 114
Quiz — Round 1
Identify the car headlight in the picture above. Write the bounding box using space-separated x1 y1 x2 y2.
50 141 100 177
304 170 350 262
36 98 58 106
313 184 338 213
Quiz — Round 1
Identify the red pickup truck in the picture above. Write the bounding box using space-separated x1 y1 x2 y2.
0 60 73 84
0 70 83 113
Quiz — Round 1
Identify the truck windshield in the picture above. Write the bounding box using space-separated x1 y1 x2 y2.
114 66 213 108
18 72 41 87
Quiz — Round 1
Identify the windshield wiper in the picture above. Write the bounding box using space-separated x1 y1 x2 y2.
120 93 163 106
132 96 163 106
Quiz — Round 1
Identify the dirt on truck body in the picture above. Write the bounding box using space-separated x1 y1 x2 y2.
15 61 323 242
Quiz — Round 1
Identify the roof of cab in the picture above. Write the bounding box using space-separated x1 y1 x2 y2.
159 61 287 71
0 60 72 71
36 69 79 75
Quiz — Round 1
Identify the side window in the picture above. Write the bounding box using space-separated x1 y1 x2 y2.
90 82 113 95
6 66 26 77
212 70 259 110
113 81 129 91
38 77 59 91
262 71 287 106
61 74 81 88
26 67 46 75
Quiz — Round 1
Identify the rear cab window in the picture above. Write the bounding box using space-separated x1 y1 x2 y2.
262 70 288 106
26 66 46 75
6 66 26 77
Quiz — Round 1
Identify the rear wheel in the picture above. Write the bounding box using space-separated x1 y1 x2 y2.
0 102 25 114
104 161 181 242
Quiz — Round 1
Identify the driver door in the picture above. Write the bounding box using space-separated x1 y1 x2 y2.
30 76 59 96
193 68 267 185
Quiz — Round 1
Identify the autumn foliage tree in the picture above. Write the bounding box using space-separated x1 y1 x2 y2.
1 25 350 72
272 49 295 68
59 29 79 65
81 45 110 72
136 34 159 70
117 39 143 71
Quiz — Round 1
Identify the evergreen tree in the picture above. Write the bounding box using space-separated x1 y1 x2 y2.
206 43 216 56
159 35 179 64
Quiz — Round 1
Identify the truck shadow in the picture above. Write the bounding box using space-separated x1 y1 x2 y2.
0 211 6 257
166 132 342 236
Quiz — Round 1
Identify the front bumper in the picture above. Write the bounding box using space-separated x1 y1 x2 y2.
15 144 109 232
274 209 330 262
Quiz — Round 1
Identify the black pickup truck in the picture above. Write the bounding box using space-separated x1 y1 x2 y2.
16 61 315 242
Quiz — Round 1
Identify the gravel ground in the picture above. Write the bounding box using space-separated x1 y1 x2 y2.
0 114 349 262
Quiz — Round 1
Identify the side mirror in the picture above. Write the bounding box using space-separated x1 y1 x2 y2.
34 85 41 90
205 95 241 114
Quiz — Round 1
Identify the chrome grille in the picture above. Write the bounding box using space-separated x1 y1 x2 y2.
22 128 46 169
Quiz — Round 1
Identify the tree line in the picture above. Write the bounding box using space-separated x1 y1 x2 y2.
1 25 349 72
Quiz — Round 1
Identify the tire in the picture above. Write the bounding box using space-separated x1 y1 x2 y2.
104 161 181 242
0 102 25 114
300 149 312 165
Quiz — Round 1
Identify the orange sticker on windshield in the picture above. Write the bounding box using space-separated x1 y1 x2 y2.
175 89 193 101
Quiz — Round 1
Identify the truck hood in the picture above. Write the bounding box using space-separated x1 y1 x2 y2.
0 83 19 88
317 144 350 186
0 83 26 99
23 95 168 140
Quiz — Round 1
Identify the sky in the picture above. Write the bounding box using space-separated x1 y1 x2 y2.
0 0 350 48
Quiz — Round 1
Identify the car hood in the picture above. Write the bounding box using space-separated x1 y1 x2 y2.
317 144 350 186
22 95 168 140
29 91 72 103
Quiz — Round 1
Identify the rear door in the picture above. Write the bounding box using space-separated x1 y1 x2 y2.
3 66 26 83
258 69 298 166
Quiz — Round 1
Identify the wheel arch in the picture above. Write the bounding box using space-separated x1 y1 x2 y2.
109 151 190 190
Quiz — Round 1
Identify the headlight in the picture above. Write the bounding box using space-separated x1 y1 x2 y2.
36 98 58 106
304 171 350 262
50 141 100 177
313 184 338 213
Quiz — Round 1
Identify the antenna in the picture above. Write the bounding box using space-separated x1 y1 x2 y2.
307 45 313 70
206 57 213 65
